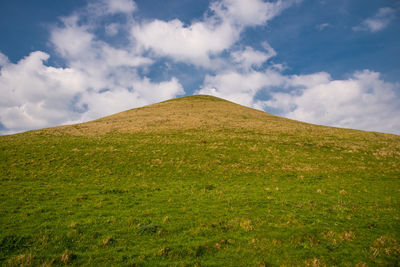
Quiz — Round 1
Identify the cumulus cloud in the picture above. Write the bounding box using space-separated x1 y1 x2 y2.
211 0 300 27
265 70 400 134
196 69 327 107
87 0 136 17
73 77 183 123
132 0 297 67
353 7 396 33
0 52 86 133
197 69 285 107
0 0 184 134
231 43 276 71
197 67 400 134
133 19 238 67
105 23 120 36
0 52 9 67
105 0 136 14
0 49 183 134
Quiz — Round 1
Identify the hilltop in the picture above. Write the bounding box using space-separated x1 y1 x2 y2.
1 95 399 266
44 95 377 136
46 95 305 135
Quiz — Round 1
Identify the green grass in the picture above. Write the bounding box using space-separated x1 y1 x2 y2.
1 95 399 266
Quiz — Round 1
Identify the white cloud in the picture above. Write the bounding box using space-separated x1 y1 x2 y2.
211 0 300 27
132 0 297 67
197 67 400 134
316 23 331 31
0 52 9 67
264 70 400 134
231 43 276 71
353 7 396 33
0 6 184 134
197 69 285 107
132 19 238 67
51 21 94 60
0 49 183 134
105 0 136 15
87 0 136 17
288 72 331 88
105 23 120 36
49 17 155 92
0 52 87 133
197 69 331 107
73 77 183 123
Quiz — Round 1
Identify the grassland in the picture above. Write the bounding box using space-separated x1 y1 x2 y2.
1 95 399 266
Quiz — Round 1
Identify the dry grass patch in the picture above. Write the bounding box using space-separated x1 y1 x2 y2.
60 250 76 264
7 254 34 266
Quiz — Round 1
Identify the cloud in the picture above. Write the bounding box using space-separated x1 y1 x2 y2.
73 77 183 123
353 7 396 33
231 43 276 71
197 69 285 107
105 23 120 36
104 0 136 15
196 68 330 107
0 2 184 134
316 23 331 31
197 67 400 134
0 49 183 134
211 0 301 27
132 19 238 67
132 0 297 67
264 70 400 134
0 52 9 67
87 0 136 17
0 52 87 133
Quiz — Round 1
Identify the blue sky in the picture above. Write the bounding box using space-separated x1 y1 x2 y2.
0 0 399 134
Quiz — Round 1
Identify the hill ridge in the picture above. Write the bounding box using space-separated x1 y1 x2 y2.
33 94 396 138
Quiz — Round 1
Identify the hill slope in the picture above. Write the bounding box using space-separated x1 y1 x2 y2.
47 95 309 135
1 95 399 266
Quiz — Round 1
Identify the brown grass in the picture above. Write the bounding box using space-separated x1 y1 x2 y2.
60 249 76 264
7 254 34 266
40 95 399 140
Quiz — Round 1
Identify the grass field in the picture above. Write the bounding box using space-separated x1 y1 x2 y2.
1 95 399 266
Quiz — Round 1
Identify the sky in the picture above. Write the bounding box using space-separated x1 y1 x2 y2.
0 0 399 135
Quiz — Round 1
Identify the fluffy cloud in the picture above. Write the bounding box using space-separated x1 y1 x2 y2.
211 0 300 26
197 69 331 106
353 7 396 33
265 70 400 134
0 49 183 134
0 52 9 67
0 1 184 134
231 43 276 71
133 19 238 67
197 69 285 106
132 0 297 67
0 52 86 133
105 0 136 15
73 77 183 123
87 0 136 17
197 67 400 134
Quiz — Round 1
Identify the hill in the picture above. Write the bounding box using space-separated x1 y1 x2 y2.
1 95 399 266
46 95 317 135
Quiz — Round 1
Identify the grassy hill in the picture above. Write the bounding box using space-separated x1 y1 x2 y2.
1 95 399 266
